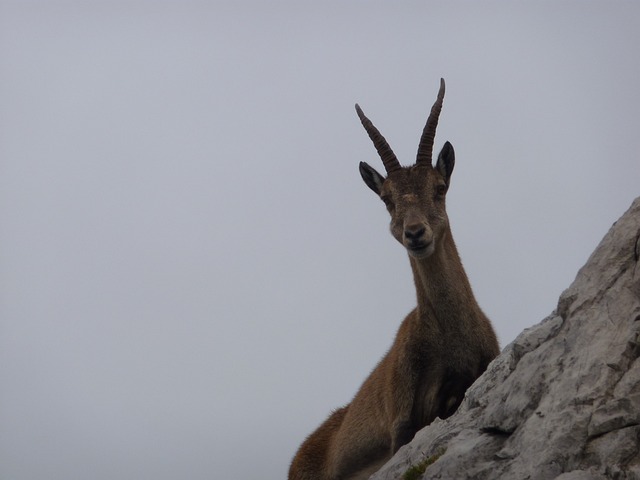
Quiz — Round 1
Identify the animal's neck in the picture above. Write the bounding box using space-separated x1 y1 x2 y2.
409 227 480 327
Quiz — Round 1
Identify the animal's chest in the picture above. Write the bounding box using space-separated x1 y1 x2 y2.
408 325 480 373
410 338 480 424
411 365 476 428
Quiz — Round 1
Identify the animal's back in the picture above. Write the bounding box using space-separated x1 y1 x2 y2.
288 407 348 480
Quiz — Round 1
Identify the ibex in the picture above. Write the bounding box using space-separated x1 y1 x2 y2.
289 79 500 480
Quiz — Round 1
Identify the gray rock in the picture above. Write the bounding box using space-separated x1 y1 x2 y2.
370 197 640 480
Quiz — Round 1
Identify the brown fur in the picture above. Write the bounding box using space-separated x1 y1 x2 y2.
289 80 499 480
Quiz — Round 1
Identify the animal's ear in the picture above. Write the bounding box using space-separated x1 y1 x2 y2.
359 161 385 195
435 141 455 186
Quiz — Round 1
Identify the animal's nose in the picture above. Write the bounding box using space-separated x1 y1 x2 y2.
404 224 426 241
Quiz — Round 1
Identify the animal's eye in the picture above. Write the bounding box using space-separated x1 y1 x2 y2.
381 195 394 210
435 184 448 198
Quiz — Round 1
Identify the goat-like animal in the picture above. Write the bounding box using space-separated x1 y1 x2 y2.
289 79 500 480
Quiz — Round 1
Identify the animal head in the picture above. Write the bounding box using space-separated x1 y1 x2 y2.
356 79 455 259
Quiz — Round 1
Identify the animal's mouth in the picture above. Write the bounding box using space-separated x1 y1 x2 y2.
407 242 434 258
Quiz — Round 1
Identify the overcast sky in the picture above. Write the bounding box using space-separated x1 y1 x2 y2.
1 2 639 479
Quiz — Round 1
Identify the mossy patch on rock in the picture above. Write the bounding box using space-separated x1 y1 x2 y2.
403 449 445 480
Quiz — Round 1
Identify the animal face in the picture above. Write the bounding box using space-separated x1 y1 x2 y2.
359 142 455 259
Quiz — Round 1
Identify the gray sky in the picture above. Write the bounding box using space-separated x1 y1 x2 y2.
1 2 639 479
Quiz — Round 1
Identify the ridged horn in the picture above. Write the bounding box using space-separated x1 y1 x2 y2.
416 78 446 166
355 104 401 174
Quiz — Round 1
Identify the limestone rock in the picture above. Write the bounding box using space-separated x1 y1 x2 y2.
370 197 640 480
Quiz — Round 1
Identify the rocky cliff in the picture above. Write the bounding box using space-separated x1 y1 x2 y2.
371 197 640 480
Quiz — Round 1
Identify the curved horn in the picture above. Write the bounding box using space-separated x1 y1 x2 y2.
416 78 446 166
355 104 401 174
